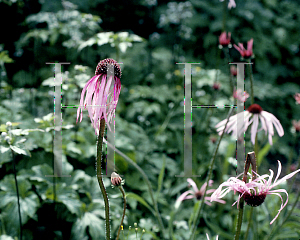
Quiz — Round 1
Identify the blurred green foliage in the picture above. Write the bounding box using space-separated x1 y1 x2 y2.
1 0 300 239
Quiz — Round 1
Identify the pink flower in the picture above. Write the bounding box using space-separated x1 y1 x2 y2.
292 120 300 132
213 82 221 90
210 160 300 224
233 89 249 102
294 93 300 104
175 178 225 209
220 0 236 9
111 172 122 186
215 104 284 145
230 65 237 76
219 32 231 46
76 58 121 134
234 39 253 58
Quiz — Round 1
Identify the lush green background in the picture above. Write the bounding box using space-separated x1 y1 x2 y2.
1 0 300 239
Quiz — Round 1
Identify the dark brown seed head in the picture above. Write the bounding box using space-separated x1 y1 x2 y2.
95 58 122 78
247 104 263 114
195 191 202 200
242 192 266 207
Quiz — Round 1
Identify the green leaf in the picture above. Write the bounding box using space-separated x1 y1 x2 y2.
126 192 154 214
10 145 27 156
156 155 166 194
0 175 39 232
70 212 105 240
45 183 82 216
257 139 277 167
203 213 234 239
0 146 10 154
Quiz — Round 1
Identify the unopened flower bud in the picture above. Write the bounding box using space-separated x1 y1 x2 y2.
111 172 122 186
6 122 12 127
1 132 7 138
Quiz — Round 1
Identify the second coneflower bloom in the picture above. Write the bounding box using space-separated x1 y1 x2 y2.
76 58 121 134
175 178 225 209
215 103 284 145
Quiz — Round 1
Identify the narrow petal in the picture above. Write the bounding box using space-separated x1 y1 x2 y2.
175 190 194 209
187 178 199 193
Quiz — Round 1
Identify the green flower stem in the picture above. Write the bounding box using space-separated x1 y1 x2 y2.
11 149 22 240
244 207 253 240
96 118 110 240
103 139 166 238
224 47 234 94
247 61 254 105
234 198 245 240
116 186 126 240
235 152 256 240
189 108 234 240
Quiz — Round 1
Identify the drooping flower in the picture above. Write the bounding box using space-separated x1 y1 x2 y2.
210 160 300 224
76 58 121 134
219 32 231 46
233 88 249 102
220 0 236 9
234 39 253 58
294 93 300 104
215 103 284 145
175 178 225 209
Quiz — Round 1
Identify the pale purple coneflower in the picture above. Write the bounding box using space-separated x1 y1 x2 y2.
175 178 225 209
233 88 249 102
220 0 236 9
215 103 284 145
234 38 253 58
210 160 300 224
76 58 121 135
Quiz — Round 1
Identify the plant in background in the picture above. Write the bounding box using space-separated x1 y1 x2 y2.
234 39 254 59
220 0 236 9
175 178 225 209
218 32 231 47
215 103 284 145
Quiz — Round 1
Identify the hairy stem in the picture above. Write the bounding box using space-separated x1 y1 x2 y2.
116 186 126 240
103 139 166 238
96 118 110 240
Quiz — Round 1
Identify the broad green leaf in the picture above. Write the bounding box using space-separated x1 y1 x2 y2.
126 192 154 214
70 212 105 240
0 146 9 154
45 183 82 216
10 145 27 156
